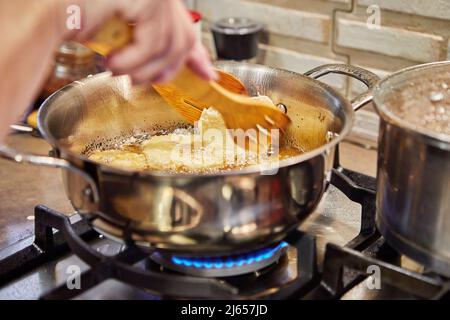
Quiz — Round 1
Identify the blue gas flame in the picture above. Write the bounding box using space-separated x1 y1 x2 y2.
171 242 288 269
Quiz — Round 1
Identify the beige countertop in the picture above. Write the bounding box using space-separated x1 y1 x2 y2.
0 133 377 249
0 134 73 249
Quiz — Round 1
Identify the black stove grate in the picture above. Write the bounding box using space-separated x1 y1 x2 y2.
50 207 320 300
306 240 450 300
0 205 319 300
0 167 448 299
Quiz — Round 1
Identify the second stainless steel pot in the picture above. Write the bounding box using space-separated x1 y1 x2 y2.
372 61 450 277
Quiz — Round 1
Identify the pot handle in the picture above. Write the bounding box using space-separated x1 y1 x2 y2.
304 64 380 111
0 145 99 203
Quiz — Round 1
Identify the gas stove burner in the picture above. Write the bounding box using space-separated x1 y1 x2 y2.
150 242 289 278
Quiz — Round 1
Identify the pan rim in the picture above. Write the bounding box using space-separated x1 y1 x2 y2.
38 65 354 178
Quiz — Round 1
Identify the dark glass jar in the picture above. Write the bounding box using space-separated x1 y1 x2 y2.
211 17 263 61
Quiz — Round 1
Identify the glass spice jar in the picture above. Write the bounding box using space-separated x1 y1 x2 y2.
37 41 104 104
23 42 104 128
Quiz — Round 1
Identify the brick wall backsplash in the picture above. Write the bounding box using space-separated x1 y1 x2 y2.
336 18 444 62
196 0 332 43
357 0 450 20
190 0 450 146
448 39 450 59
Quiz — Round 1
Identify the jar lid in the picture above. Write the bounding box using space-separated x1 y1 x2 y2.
189 10 202 23
211 17 263 35
56 41 96 65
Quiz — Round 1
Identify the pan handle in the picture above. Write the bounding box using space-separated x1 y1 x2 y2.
304 64 380 111
0 145 99 203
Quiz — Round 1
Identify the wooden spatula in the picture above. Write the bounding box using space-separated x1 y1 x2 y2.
83 17 132 56
83 17 249 119
215 70 248 96
164 66 290 131
153 70 248 123
84 17 290 131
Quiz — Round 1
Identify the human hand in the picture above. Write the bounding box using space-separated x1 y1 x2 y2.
71 0 216 84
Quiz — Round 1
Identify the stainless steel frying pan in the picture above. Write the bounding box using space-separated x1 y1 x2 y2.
0 62 379 254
